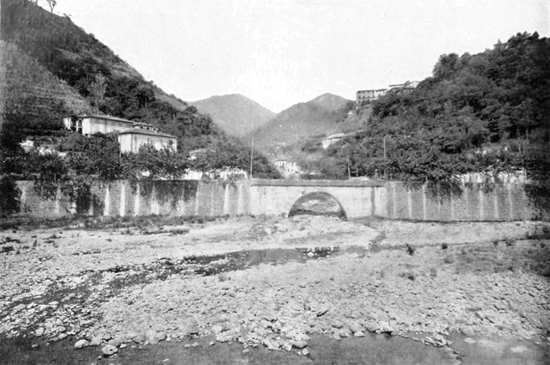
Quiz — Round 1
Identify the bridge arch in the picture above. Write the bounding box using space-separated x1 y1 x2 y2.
288 191 347 219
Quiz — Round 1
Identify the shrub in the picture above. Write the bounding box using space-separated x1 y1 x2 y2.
0 176 21 216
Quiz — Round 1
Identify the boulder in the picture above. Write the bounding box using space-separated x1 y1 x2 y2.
74 339 89 349
101 344 118 356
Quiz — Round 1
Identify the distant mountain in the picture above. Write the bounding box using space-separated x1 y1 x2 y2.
250 93 352 150
191 94 275 137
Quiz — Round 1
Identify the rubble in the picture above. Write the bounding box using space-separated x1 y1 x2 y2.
0 217 548 356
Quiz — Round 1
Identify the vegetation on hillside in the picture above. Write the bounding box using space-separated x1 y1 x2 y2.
0 0 279 186
319 32 549 194
251 94 353 151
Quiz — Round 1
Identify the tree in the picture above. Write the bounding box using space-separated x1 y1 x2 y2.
45 0 56 13
87 73 107 112
65 133 122 180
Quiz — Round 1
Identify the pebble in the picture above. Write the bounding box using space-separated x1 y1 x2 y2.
89 336 102 346
510 345 528 353
290 340 308 349
74 339 89 349
101 344 118 356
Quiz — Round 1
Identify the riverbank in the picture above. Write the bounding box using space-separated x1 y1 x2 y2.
1 216 549 364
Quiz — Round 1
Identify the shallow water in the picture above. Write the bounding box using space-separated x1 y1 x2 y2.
2 333 547 365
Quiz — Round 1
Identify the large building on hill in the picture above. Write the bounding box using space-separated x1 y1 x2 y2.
356 80 420 107
356 88 387 105
63 114 177 153
63 115 156 135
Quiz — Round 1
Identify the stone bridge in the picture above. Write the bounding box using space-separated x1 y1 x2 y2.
249 179 385 219
14 178 545 221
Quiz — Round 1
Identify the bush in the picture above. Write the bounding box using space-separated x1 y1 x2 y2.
0 176 21 216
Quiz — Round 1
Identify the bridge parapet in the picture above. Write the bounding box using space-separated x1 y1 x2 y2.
250 178 384 188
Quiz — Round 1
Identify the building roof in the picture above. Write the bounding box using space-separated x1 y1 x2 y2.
79 114 135 124
76 114 155 129
118 128 177 139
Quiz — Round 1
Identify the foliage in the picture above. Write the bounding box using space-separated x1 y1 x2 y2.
0 176 21 216
186 137 281 179
121 145 188 181
0 0 279 178
63 133 121 180
318 32 550 193
0 95 67 153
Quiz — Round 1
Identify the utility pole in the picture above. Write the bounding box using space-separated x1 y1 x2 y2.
383 135 388 180
249 135 254 179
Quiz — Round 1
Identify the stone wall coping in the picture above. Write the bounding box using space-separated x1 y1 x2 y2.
250 178 385 187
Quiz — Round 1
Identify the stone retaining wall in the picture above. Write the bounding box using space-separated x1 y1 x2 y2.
10 179 548 221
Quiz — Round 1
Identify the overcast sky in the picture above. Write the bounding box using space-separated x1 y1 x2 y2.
50 0 549 112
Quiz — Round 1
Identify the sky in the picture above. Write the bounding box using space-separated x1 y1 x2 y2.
48 0 549 112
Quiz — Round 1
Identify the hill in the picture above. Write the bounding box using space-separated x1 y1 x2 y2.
250 93 353 151
313 32 550 188
191 94 275 137
0 0 279 177
0 40 92 132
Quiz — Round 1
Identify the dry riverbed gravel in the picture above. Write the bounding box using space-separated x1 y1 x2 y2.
1 215 549 362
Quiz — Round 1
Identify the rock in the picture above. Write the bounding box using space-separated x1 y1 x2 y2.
89 336 102 346
424 334 447 347
316 306 329 317
182 318 200 336
348 322 362 334
464 337 476 344
263 338 280 350
281 342 293 351
74 339 89 349
301 348 310 356
510 345 528 354
290 340 308 349
145 330 166 345
131 332 146 343
354 331 365 337
211 324 224 335
101 344 118 356
31 343 39 350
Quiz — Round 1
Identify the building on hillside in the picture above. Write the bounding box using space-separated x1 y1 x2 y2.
182 167 248 180
356 88 387 106
388 80 420 94
188 148 215 161
63 114 158 135
355 81 420 108
321 133 346 149
117 129 177 154
273 160 302 177
63 114 177 153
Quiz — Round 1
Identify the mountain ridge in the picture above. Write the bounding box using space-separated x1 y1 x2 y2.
191 93 275 137
249 93 353 151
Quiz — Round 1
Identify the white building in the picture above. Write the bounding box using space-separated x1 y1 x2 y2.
117 129 177 154
273 160 302 177
321 133 346 149
63 114 177 153
63 114 156 136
